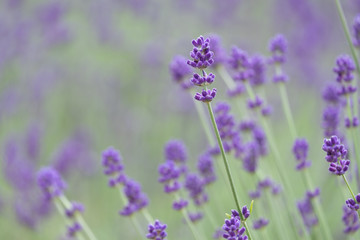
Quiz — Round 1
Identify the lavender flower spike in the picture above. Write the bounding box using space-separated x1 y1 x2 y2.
353 14 360 48
292 138 311 170
102 147 125 187
194 88 217 102
322 135 350 175
37 167 66 201
343 205 360 234
120 178 149 216
268 34 287 64
164 140 188 163
187 35 214 69
222 210 248 240
146 220 167 239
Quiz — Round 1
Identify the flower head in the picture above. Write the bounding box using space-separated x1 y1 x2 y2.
222 210 248 240
253 218 269 230
119 178 149 216
101 147 125 187
187 36 214 69
194 88 217 102
164 140 188 163
353 14 360 48
269 34 287 64
37 167 66 201
146 220 167 240
169 55 192 83
293 138 311 171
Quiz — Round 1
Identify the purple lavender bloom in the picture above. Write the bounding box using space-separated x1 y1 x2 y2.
250 55 267 87
101 147 125 187
322 84 341 104
334 55 356 83
353 14 360 48
227 82 246 98
258 178 272 189
345 117 359 128
322 106 340 137
343 205 360 234
164 140 188 163
187 36 214 69
197 153 216 185
158 161 182 193
229 46 253 82
253 218 269 230
243 142 259 173
14 198 37 229
67 222 82 237
65 202 84 218
208 34 227 68
272 73 289 83
242 206 250 219
194 88 217 102
146 220 167 239
37 167 66 201
293 138 311 170
306 188 320 198
261 105 273 117
329 159 350 175
268 34 287 64
188 211 204 222
322 135 347 163
213 228 226 239
249 190 261 199
239 120 256 132
119 178 149 216
172 198 188 211
169 55 192 85
253 126 267 156
297 194 318 230
191 72 215 86
184 173 208 206
247 95 263 109
222 210 248 240
214 102 236 139
346 199 360 211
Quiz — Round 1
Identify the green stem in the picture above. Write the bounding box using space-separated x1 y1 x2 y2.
278 82 297 140
206 101 253 240
142 208 154 224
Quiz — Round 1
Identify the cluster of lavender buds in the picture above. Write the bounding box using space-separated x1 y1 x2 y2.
102 147 149 216
252 218 269 230
333 55 357 96
297 188 320 231
346 194 360 211
222 210 248 240
292 138 311 170
343 205 360 234
187 36 217 102
322 135 350 175
146 220 167 240
249 178 281 199
268 34 288 83
322 84 341 137
169 55 193 89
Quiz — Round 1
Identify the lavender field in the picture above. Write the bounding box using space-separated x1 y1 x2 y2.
1 0 360 239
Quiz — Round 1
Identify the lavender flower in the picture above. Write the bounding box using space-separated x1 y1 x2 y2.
37 167 66 201
322 84 341 104
188 211 204 222
253 126 267 156
322 135 350 175
191 72 215 86
268 34 287 64
172 198 188 211
120 178 149 216
222 210 248 240
227 83 245 98
158 160 182 193
345 117 359 128
187 36 214 69
169 55 192 83
194 88 217 102
247 95 263 109
343 205 360 234
333 55 356 96
208 34 227 68
353 14 360 48
292 138 311 170
243 142 259 173
67 222 82 237
253 218 269 230
102 147 125 187
197 153 216 185
272 73 288 83
322 106 340 137
250 55 267 87
164 140 188 163
184 173 208 206
229 46 253 81
297 193 318 230
65 202 84 218
146 220 167 239
242 206 250 219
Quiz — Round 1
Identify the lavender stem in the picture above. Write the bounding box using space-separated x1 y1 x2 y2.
206 101 253 240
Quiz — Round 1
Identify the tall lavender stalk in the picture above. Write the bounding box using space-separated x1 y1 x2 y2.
187 35 253 240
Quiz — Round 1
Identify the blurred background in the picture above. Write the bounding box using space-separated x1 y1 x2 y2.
0 0 360 239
